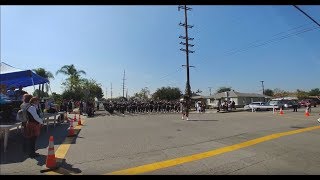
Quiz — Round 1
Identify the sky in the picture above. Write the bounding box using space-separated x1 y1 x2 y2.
1 5 320 98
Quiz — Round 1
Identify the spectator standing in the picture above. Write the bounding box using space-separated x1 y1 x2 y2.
19 94 33 152
25 97 44 158
306 101 311 113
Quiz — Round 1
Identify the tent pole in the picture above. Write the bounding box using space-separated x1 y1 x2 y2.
31 76 36 92
41 83 44 97
38 84 41 98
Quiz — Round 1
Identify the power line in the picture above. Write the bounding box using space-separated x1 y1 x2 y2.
199 20 319 64
130 7 319 95
224 22 314 55
225 26 319 57
159 66 184 80
143 66 184 88
293 5 320 28
125 11 317 94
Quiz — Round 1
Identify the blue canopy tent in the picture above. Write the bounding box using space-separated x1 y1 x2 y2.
0 62 49 89
0 62 51 122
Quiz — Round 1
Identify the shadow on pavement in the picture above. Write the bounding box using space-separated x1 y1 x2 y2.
91 112 108 117
35 154 46 167
44 158 82 175
217 110 246 113
1 122 70 165
290 126 307 129
59 159 82 174
187 119 219 121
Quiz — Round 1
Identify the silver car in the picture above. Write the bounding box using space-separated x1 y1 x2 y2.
244 102 266 111
267 100 285 109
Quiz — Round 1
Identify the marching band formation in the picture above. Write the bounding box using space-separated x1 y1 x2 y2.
102 100 183 115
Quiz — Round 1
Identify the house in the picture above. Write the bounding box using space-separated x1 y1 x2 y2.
190 95 207 109
205 90 272 108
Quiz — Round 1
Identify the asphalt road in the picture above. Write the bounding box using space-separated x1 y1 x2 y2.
1 107 320 175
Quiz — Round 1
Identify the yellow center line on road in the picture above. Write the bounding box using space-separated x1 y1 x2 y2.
45 120 85 175
105 125 320 175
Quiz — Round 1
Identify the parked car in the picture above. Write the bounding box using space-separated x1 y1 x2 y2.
283 100 300 109
244 102 266 111
309 97 320 105
299 99 317 107
267 100 285 109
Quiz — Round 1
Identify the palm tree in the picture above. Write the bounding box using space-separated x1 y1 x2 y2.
56 64 86 91
33 68 54 96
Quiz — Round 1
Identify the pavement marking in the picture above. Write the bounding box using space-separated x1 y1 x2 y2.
45 120 85 175
46 171 63 175
106 125 320 175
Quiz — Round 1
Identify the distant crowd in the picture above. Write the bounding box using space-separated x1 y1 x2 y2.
217 100 236 112
102 100 182 115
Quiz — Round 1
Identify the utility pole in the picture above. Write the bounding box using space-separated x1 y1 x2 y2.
122 70 126 98
260 81 265 95
110 83 113 100
208 87 213 96
105 87 107 99
178 4 195 110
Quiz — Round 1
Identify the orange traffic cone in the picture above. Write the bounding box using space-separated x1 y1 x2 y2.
68 119 75 137
78 114 82 126
45 136 57 169
305 109 310 117
279 108 284 115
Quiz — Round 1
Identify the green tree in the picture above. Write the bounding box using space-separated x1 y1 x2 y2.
33 68 54 80
80 79 103 101
33 89 49 97
296 89 309 100
60 77 103 102
152 87 182 101
264 89 274 97
133 87 150 100
309 88 320 96
61 89 84 101
56 64 86 91
33 68 54 96
216 87 231 93
50 92 63 105
273 88 289 98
